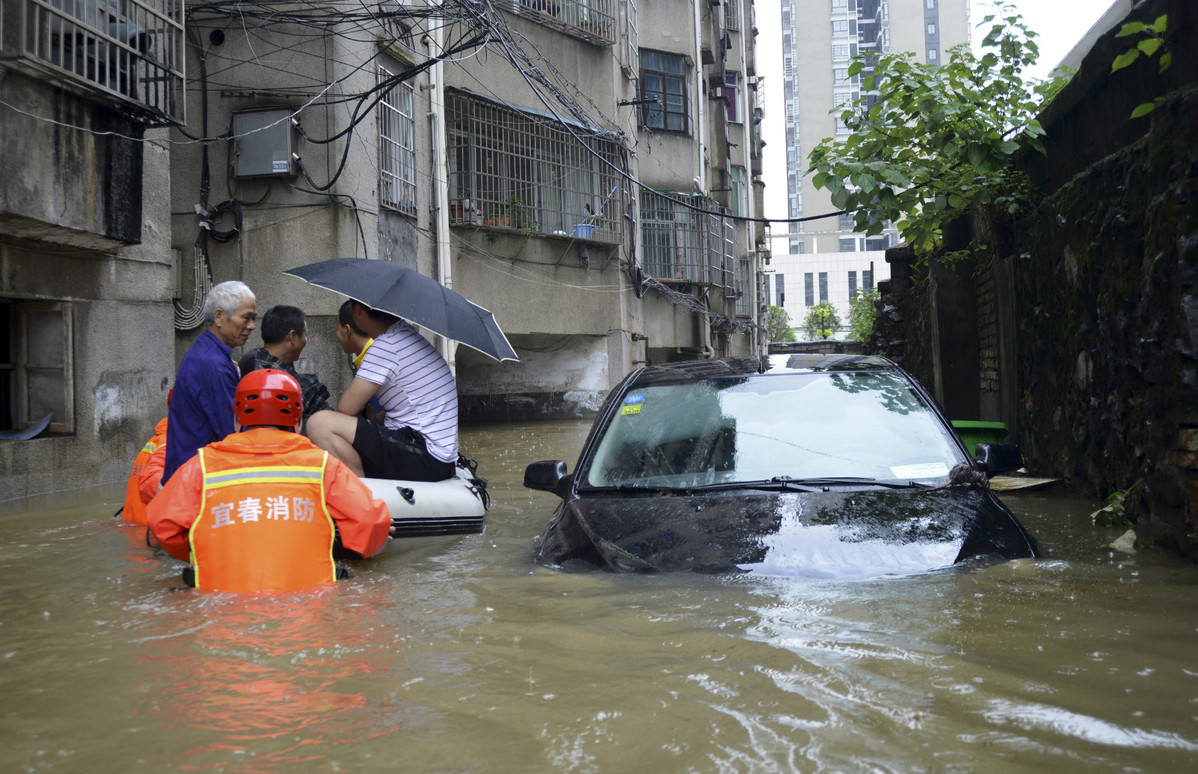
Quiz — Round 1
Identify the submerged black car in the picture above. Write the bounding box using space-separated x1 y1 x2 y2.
525 354 1039 578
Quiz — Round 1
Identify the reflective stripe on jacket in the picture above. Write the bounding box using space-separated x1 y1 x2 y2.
190 444 337 592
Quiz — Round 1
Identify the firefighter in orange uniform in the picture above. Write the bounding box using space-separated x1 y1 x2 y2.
137 441 167 507
122 409 169 525
148 369 392 592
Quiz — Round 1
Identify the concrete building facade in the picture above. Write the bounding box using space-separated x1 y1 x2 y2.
772 0 967 336
0 0 184 501
1 0 767 500
170 0 766 424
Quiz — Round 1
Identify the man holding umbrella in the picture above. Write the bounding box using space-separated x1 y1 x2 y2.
306 301 458 482
288 258 518 482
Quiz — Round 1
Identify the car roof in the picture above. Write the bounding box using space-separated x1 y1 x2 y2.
626 354 902 387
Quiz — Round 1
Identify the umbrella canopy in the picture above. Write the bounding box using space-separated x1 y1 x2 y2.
285 258 519 362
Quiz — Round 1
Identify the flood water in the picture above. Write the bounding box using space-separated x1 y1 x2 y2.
2 419 1196 773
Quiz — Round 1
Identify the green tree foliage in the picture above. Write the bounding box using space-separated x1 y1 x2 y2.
802 303 841 341
765 305 796 342
1111 15 1170 118
807 3 1065 258
847 287 881 344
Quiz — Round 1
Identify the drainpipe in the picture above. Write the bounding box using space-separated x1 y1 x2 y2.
735 3 762 357
693 0 707 191
427 28 456 375
693 2 713 356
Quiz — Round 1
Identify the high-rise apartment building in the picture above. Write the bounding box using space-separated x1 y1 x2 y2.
769 0 968 337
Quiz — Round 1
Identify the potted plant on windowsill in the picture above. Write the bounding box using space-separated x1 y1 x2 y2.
579 16 612 39
491 195 529 228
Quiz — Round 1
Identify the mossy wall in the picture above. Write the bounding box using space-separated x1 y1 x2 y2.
1010 85 1198 559
877 0 1198 559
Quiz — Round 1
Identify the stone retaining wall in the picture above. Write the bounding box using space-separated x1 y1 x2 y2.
874 0 1198 559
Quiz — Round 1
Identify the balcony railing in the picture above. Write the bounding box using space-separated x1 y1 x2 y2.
501 0 617 47
1 0 184 124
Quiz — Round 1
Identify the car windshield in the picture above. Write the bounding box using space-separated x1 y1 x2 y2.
581 371 965 489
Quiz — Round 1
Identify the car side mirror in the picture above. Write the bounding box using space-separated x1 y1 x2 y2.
973 443 1023 476
524 460 572 498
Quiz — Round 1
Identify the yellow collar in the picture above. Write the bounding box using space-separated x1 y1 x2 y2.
352 339 374 370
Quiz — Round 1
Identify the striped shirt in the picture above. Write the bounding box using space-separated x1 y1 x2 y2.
355 320 458 463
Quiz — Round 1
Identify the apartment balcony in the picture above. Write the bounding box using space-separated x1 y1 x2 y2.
500 0 617 47
0 0 185 124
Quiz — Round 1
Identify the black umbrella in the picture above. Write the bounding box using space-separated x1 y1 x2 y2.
285 258 519 362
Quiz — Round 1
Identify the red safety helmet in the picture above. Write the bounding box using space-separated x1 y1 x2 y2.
235 369 303 430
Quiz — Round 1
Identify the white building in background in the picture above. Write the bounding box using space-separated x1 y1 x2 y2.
765 251 886 337
771 0 968 337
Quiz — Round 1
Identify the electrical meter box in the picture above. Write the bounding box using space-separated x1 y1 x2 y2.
232 109 298 178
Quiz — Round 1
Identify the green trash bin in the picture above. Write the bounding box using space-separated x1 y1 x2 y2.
951 420 1008 460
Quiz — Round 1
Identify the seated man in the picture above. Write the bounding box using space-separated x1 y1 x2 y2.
336 299 374 372
307 301 458 482
335 299 383 419
148 369 392 592
239 304 333 424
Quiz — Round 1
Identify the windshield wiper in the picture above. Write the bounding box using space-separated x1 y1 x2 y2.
771 476 934 489
683 477 822 493
581 477 935 494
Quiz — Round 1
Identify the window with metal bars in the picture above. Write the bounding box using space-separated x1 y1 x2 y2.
639 50 689 134
622 0 638 76
446 91 624 242
5 0 185 124
640 191 735 299
378 66 417 217
723 0 740 32
735 257 751 317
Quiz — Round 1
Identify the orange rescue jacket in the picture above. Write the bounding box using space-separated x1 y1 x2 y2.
147 428 391 592
123 418 168 525
138 443 167 506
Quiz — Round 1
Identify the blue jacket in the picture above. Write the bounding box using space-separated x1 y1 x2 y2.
163 329 239 483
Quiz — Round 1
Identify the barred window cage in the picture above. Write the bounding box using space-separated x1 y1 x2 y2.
735 257 751 318
640 190 736 301
446 90 625 244
723 0 740 33
3 0 185 125
378 66 416 218
506 0 618 46
622 0 637 76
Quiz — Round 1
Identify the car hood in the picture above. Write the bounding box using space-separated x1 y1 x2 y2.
535 487 1038 578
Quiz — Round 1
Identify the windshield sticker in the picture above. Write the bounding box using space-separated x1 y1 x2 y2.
623 394 645 404
621 404 642 416
891 462 950 478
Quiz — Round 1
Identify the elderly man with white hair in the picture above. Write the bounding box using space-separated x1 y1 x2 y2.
163 280 256 484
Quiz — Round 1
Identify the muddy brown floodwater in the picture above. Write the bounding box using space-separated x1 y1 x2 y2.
1 419 1196 773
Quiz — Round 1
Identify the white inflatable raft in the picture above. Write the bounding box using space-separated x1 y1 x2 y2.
362 459 490 545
